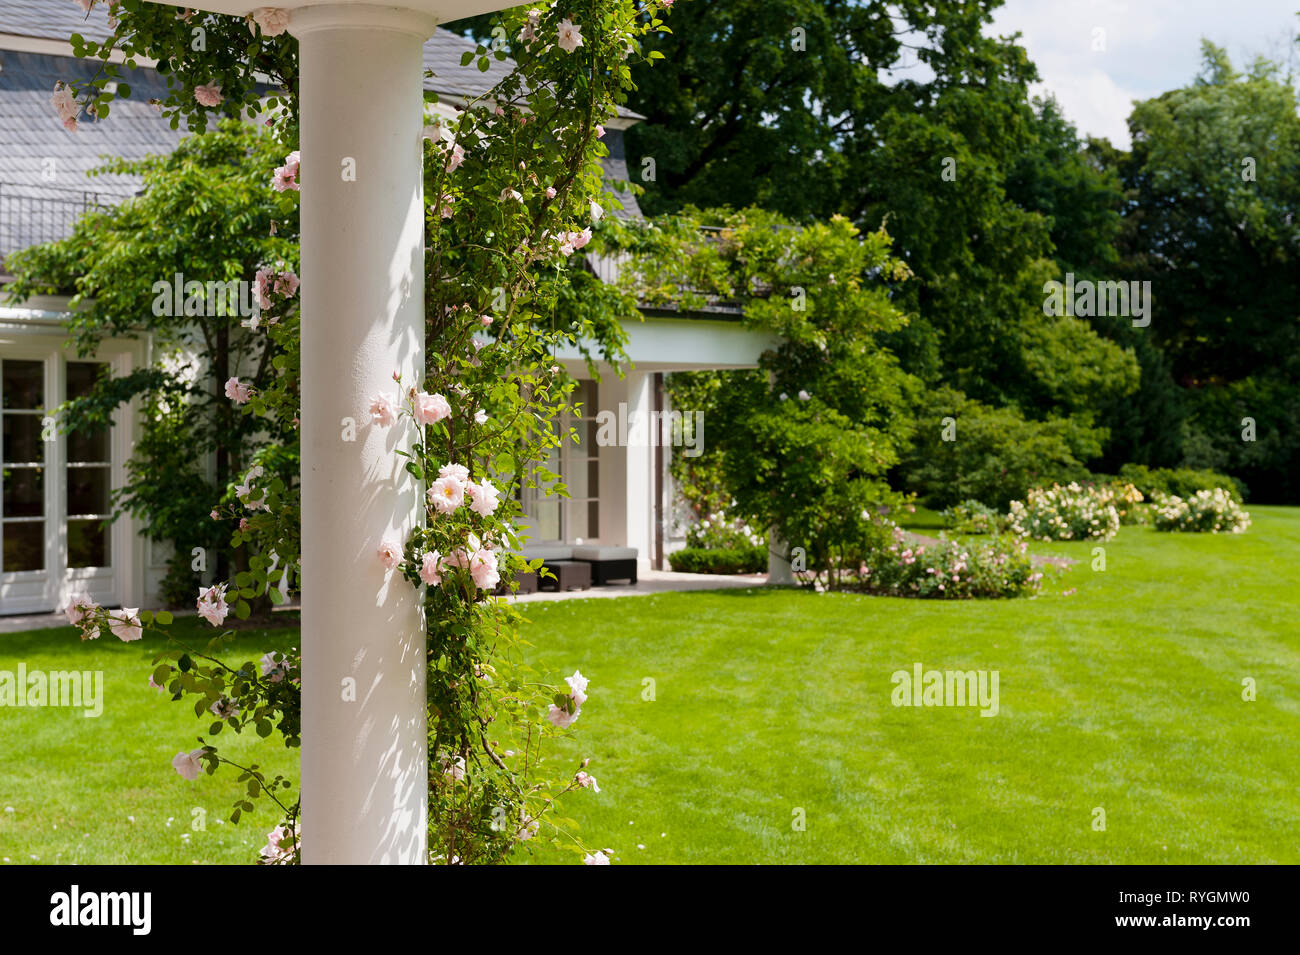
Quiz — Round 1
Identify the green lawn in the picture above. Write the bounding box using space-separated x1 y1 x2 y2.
0 617 299 865
3 509 1298 864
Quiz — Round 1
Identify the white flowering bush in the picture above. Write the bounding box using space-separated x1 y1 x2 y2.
685 510 764 550
855 527 1044 599
1007 482 1120 542
1151 489 1251 533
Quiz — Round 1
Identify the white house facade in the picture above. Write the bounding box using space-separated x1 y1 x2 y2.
0 1 774 616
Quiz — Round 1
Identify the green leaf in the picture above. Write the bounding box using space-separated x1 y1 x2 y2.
156 610 173 625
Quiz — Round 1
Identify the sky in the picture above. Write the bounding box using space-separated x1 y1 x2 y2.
987 0 1300 148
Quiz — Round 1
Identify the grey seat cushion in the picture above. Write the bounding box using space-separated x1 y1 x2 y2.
521 545 573 561
570 546 638 561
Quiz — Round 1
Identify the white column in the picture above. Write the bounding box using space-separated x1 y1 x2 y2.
291 5 437 865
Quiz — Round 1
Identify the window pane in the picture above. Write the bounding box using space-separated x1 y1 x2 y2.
2 521 44 571
572 379 594 413
66 362 106 401
67 466 110 516
566 499 592 541
2 360 43 410
568 456 589 500
587 500 599 540
2 466 43 517
530 499 559 541
2 414 43 464
68 518 110 568
67 425 109 464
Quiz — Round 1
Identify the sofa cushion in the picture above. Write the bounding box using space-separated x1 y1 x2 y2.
570 545 638 561
522 545 573 561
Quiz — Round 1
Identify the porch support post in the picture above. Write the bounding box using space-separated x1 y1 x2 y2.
291 5 437 864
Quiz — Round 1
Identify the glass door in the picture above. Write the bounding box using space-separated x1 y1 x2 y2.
0 353 119 614
1 358 47 577
521 380 600 544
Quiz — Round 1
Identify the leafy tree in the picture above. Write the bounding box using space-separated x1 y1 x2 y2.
1110 43 1300 500
618 207 918 584
5 120 299 602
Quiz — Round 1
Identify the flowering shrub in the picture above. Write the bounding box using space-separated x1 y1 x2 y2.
941 499 1003 535
1100 481 1145 525
1151 489 1251 533
685 510 764 550
58 0 674 865
1007 483 1120 542
853 528 1044 599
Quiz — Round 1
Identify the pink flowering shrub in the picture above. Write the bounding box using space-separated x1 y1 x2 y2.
854 528 1046 599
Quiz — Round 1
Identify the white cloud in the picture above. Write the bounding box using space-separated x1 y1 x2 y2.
989 0 1300 148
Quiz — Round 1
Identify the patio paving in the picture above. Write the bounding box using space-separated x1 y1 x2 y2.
508 568 769 603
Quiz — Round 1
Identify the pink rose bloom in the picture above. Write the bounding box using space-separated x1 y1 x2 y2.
419 551 443 586
369 393 397 428
109 608 143 643
253 267 274 309
438 194 455 218
196 584 229 627
239 518 250 532
413 391 451 425
210 509 220 520
428 477 465 514
595 124 605 138
194 83 223 107
548 704 579 729
63 591 97 627
171 749 206 781
260 651 289 682
466 479 501 517
224 377 252 404
446 143 465 173
274 270 299 298
443 548 472 570
575 771 600 792
438 463 470 483
545 186 557 199
469 549 499 590
479 313 493 327
377 539 402 570
582 851 610 865
251 7 290 36
557 18 584 53
571 228 592 250
566 670 589 707
51 82 79 129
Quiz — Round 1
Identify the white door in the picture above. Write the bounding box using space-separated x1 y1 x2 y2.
1 347 123 615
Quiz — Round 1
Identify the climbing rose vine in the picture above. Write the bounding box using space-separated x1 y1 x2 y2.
60 0 669 864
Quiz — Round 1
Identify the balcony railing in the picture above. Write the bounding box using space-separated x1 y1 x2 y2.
0 183 124 272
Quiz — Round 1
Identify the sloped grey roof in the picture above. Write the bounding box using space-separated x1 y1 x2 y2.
0 0 642 117
0 50 182 263
0 0 114 43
